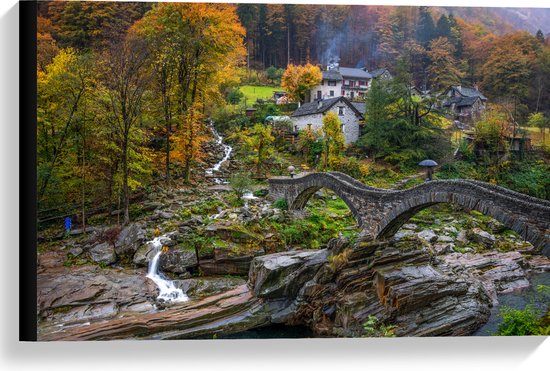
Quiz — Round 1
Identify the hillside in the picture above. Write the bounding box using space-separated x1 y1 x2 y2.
440 6 550 35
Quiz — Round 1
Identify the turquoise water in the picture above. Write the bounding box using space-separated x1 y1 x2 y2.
473 272 550 336
218 324 314 339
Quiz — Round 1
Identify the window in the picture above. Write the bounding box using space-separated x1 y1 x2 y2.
328 80 337 86
321 80 325 85
338 107 344 116
330 90 334 97
350 92 354 99
317 91 322 100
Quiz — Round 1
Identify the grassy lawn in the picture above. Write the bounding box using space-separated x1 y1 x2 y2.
240 85 281 106
522 126 550 147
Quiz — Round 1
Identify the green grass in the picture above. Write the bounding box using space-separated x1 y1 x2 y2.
522 126 550 147
240 85 281 106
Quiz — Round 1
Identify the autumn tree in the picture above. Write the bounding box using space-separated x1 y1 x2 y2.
473 108 512 178
297 125 323 165
133 3 245 182
427 37 463 91
281 63 322 104
322 112 345 170
37 48 95 205
100 36 151 224
480 32 539 105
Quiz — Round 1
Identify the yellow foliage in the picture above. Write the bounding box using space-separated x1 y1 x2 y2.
281 63 322 103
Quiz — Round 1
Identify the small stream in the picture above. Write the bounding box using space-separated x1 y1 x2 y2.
205 121 233 184
145 236 189 304
473 271 550 336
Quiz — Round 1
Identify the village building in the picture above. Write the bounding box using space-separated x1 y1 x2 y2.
290 96 364 144
442 85 487 125
308 64 392 102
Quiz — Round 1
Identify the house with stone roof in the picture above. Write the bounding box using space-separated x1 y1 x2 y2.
308 65 392 102
290 96 364 144
442 85 487 124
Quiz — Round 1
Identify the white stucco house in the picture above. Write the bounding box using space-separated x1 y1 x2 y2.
308 65 392 102
290 96 364 144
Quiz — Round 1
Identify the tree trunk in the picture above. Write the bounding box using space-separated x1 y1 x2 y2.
122 137 130 225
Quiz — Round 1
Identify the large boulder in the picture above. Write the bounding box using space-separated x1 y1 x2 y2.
89 242 116 265
248 249 329 299
159 248 198 273
115 223 146 257
133 241 157 266
467 227 496 247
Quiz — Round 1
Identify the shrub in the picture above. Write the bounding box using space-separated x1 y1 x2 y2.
229 172 253 199
497 305 547 336
273 198 288 210
362 315 397 337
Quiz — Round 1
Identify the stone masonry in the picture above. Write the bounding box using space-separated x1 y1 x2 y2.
268 172 550 258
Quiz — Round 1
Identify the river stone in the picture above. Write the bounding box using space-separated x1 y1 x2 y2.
159 249 198 273
68 247 84 257
457 230 468 244
115 223 146 257
418 229 438 243
175 276 246 297
89 242 116 265
394 229 414 240
437 235 454 243
432 243 454 255
468 228 496 247
248 249 329 299
133 242 157 266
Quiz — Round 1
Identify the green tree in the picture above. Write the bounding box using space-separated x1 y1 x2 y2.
37 48 95 205
231 123 275 176
322 112 345 170
415 6 435 47
527 112 548 145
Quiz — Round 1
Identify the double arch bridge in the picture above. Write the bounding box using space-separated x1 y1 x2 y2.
268 172 550 258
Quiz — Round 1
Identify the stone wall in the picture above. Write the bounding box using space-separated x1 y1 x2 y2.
291 105 361 144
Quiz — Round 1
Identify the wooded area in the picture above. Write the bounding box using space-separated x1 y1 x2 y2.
36 2 550 224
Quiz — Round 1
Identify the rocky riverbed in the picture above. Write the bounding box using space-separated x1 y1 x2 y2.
37 203 550 339
36 149 550 340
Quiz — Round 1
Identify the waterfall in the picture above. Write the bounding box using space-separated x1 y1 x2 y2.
205 122 233 184
146 236 189 304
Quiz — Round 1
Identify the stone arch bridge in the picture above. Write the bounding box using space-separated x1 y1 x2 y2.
268 172 550 258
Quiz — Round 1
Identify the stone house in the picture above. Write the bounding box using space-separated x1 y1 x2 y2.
442 85 487 124
308 64 392 102
290 96 364 144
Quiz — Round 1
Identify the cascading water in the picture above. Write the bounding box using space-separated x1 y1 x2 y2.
146 236 189 304
205 121 233 184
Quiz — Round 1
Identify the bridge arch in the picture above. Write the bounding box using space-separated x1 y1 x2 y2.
290 179 362 227
268 172 550 257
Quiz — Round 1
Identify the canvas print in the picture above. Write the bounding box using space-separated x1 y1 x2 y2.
33 1 550 340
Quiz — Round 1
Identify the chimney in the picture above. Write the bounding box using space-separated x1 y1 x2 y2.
317 100 323 109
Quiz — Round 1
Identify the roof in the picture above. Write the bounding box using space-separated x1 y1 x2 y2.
455 96 481 108
370 68 389 78
338 67 372 79
447 85 487 101
443 95 481 108
322 70 343 81
291 97 364 118
351 102 367 115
